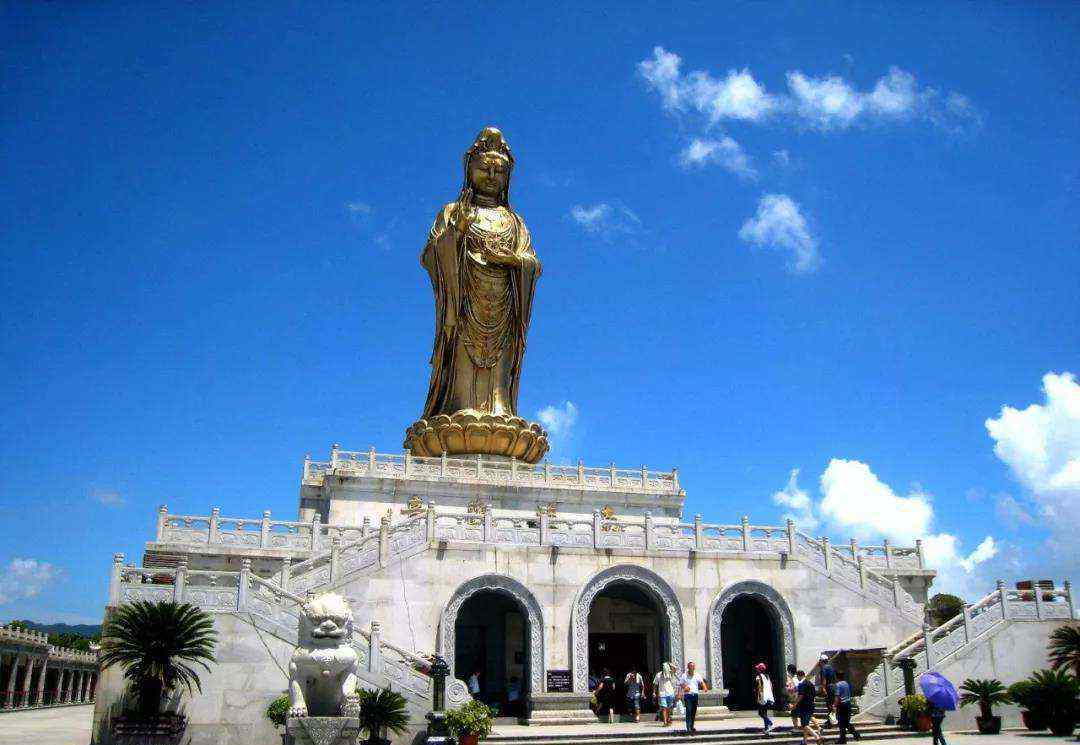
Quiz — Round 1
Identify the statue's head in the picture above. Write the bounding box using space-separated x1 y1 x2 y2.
463 126 514 205
299 592 354 648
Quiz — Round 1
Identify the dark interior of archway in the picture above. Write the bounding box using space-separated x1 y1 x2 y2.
454 590 527 717
588 582 666 714
721 595 781 709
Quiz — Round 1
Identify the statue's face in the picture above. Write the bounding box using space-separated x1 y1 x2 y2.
468 152 510 199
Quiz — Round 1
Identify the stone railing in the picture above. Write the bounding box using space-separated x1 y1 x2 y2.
0 625 50 647
859 580 1077 717
0 625 98 664
106 555 436 710
155 506 372 553
303 445 682 494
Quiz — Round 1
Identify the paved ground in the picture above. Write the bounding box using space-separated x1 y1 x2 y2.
0 705 92 745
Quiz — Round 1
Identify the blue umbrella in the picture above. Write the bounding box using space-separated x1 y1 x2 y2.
919 672 959 711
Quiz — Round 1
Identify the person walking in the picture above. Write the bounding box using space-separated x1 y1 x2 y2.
834 671 861 743
653 661 677 727
625 666 644 723
595 668 617 723
468 668 481 699
786 664 799 730
817 654 837 727
754 662 776 734
795 669 823 745
678 661 709 734
930 703 947 745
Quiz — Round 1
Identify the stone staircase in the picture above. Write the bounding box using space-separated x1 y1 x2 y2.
486 722 905 745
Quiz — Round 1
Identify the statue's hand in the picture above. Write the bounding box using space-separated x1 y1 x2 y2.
450 199 476 235
485 251 520 267
289 705 308 718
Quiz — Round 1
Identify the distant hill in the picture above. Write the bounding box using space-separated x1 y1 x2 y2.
7 620 102 637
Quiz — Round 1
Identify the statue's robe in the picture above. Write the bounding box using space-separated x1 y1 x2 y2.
420 202 540 420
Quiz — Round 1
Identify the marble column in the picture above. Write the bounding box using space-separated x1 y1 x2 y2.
19 656 33 708
33 658 47 706
60 668 70 703
88 672 97 702
3 653 17 709
80 670 90 702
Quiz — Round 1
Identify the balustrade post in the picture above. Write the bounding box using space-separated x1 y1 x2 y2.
440 451 448 477
850 538 859 562
641 465 648 489
883 539 893 569
369 621 382 674
404 448 411 478
109 553 124 605
156 505 168 541
786 519 796 555
379 517 390 567
539 513 548 546
997 579 1009 619
367 445 375 471
857 556 866 589
482 508 493 543
174 560 187 602
1065 580 1076 620
331 442 341 467
426 502 436 542
593 509 602 548
361 516 371 538
741 516 751 552
915 538 925 568
609 462 617 486
694 514 703 551
209 507 221 544
330 538 341 581
510 457 517 481
962 603 972 643
311 513 321 552
1033 578 1045 619
821 536 832 574
644 512 654 550
578 460 585 485
892 573 903 607
279 557 291 592
260 510 271 548
237 559 251 611
303 453 311 483
544 461 551 482
476 453 483 478
671 467 679 493
923 623 934 669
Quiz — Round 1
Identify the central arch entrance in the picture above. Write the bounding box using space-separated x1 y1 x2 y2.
571 565 684 695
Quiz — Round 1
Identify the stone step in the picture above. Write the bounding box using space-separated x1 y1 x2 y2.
488 723 902 745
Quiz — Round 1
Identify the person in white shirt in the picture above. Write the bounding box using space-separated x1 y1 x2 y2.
468 669 481 697
755 662 776 733
677 661 709 733
653 661 678 727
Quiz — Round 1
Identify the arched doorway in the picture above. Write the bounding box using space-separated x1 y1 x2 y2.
571 565 684 694
439 574 545 714
708 581 796 710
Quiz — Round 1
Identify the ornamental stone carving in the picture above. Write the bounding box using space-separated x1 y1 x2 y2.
571 565 684 693
707 581 796 694
438 574 545 697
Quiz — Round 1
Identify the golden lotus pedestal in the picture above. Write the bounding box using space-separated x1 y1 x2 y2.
403 410 549 463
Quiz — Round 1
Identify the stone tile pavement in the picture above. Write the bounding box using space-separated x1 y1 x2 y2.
0 704 92 745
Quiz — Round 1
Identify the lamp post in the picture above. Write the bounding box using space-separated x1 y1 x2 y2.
425 655 453 744
896 658 918 729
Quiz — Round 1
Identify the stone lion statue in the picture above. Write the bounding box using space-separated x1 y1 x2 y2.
288 592 360 718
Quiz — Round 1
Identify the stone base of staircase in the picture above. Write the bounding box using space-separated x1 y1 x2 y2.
525 693 732 727
488 721 905 745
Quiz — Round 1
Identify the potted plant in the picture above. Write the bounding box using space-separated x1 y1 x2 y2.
900 694 931 732
1024 669 1079 737
266 693 289 729
99 601 216 743
1048 624 1080 678
358 688 410 745
959 678 1009 734
1007 680 1046 731
445 699 494 745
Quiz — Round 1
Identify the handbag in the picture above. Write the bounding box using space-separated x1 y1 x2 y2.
673 699 686 717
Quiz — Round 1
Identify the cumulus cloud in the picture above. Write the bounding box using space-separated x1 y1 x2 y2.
920 534 1000 599
92 488 125 507
537 401 578 440
738 194 819 272
772 469 818 529
678 137 756 178
0 558 63 605
994 494 1037 526
986 372 1080 570
568 202 642 238
638 47 978 133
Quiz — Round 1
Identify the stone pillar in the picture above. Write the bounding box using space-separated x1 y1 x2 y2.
1032 578 1045 619
4 654 17 708
89 673 97 702
694 514 703 549
279 556 292 592
644 512 654 550
923 624 934 669
58 668 68 703
1065 580 1076 620
261 510 272 547
34 658 47 706
369 621 381 674
156 504 168 541
821 536 832 573
786 518 796 555
109 553 124 605
962 603 972 644
19 655 33 707
173 559 187 602
740 515 750 551
81 670 90 702
997 579 1010 618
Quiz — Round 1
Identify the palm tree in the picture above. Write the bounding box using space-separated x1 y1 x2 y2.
99 601 217 717
1048 624 1080 678
959 678 1010 721
358 688 410 745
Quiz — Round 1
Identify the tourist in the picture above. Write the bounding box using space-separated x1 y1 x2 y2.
468 668 481 698
595 667 617 723
834 671 860 743
786 663 799 729
653 661 677 727
624 665 644 723
678 661 709 734
930 703 947 745
507 675 521 717
795 669 823 745
817 654 837 727
754 662 775 734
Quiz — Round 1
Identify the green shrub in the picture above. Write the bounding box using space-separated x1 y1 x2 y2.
266 694 289 728
959 678 1009 719
445 699 494 740
900 694 929 718
358 688 410 742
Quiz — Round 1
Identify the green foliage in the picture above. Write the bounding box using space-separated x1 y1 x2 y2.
928 594 965 627
358 688 410 741
99 601 217 717
959 678 1010 719
445 699 494 740
1007 680 1036 710
1048 624 1080 679
900 694 930 718
266 694 289 728
1021 669 1080 721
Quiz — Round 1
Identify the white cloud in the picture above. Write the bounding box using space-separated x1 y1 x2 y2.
994 494 1036 526
92 488 124 507
738 194 819 272
772 469 818 529
920 534 999 599
0 559 63 605
537 401 578 440
568 202 642 237
346 201 372 215
638 47 776 122
786 71 865 128
678 137 756 178
819 459 934 543
772 149 792 168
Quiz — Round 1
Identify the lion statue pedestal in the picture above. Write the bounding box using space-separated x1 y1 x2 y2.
285 593 362 745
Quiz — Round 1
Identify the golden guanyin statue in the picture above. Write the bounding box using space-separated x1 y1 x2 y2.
404 127 549 462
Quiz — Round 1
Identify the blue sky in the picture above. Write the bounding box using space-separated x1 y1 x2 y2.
2 2 1078 623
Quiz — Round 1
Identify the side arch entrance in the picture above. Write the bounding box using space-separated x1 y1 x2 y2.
708 581 796 709
571 565 684 696
439 574 545 713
